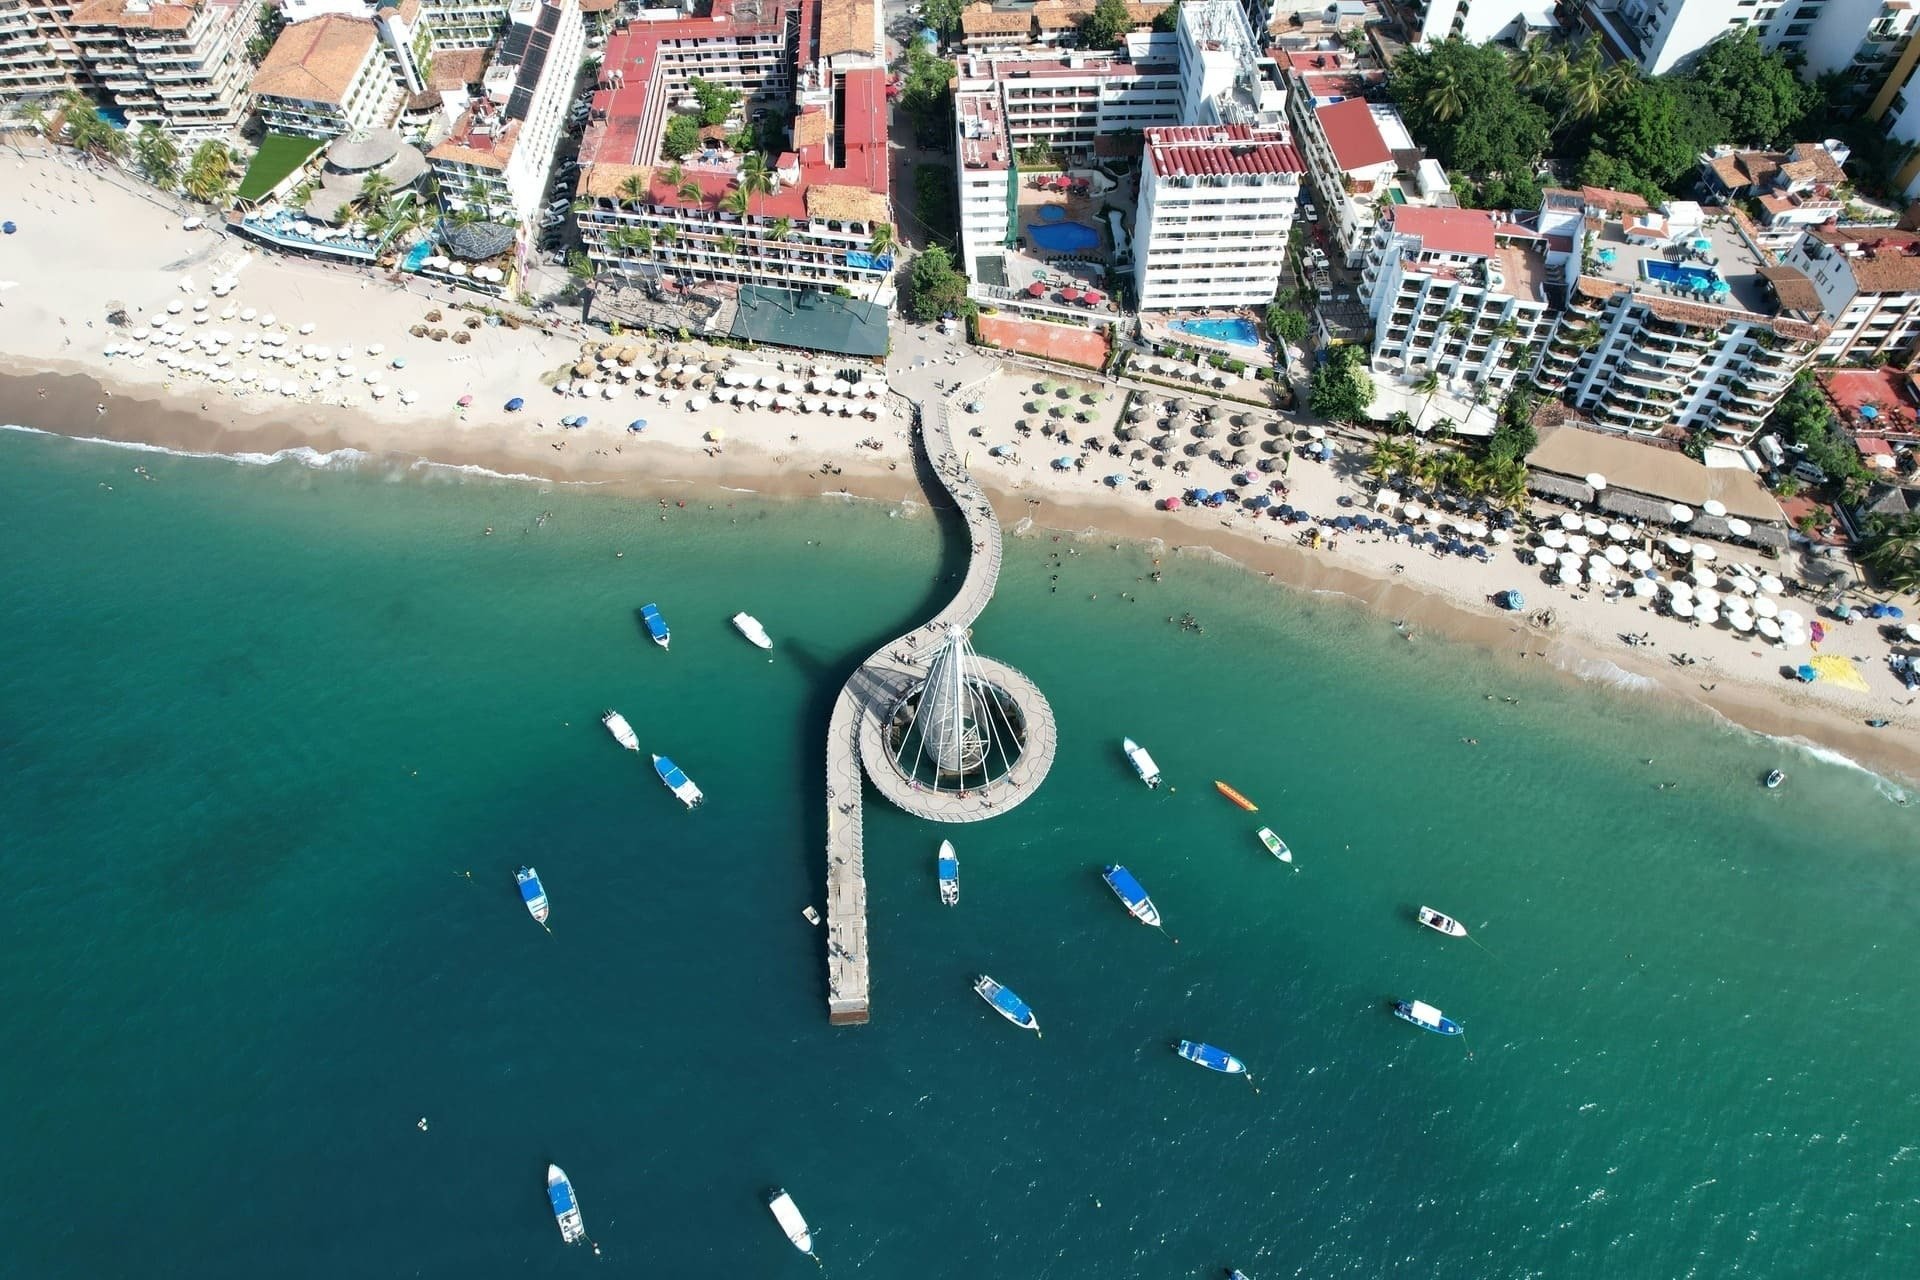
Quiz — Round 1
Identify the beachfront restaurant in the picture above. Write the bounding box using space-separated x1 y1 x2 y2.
233 129 426 263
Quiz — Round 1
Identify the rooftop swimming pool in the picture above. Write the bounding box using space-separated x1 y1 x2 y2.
1643 259 1721 292
1171 316 1262 347
1028 220 1100 253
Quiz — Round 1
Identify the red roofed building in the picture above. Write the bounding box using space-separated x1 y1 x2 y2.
1287 81 1441 268
1135 123 1304 310
1781 226 1920 365
571 0 895 305
1361 203 1554 405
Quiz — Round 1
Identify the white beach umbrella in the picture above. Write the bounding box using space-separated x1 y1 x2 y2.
214 354 232 367
192 299 208 312
364 371 381 384
1671 600 1695 619
862 402 879 417
1724 517 1752 539
1727 576 1758 596
1728 611 1755 632
337 364 356 379
194 313 209 325
337 346 355 361
780 379 801 394
1665 579 1693 600
1905 623 1920 643
263 378 281 394
280 382 299 396
755 390 776 408
1566 534 1592 556
1777 608 1807 631
1403 503 1424 522
212 330 232 346
1694 588 1721 613
1630 576 1657 598
299 322 315 335
1702 499 1728 518
1541 528 1567 548
1665 536 1692 556
238 370 256 383
1559 512 1582 531
1535 547 1560 566
1671 503 1693 521
365 343 383 356
1604 545 1628 567
838 400 857 416
310 378 328 394
1607 522 1634 542
602 384 619 399
1375 489 1400 510
239 307 257 322
1758 574 1784 595
1692 545 1717 563
1688 568 1715 588
616 366 634 380
1752 595 1779 619
260 312 277 327
1590 565 1614 587
1557 563 1581 586
370 385 388 399
1583 517 1607 537
1587 553 1610 574
131 327 151 341
1627 549 1653 572
313 346 332 362
1757 616 1782 640
868 379 889 397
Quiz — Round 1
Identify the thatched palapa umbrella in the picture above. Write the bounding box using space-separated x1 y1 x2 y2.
1195 421 1220 438
1264 418 1285 436
1231 448 1250 465
1204 403 1226 420
1229 430 1250 447
1114 423 1135 441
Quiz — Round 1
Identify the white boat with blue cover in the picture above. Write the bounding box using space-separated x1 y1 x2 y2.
602 709 639 751
974 974 1040 1035
1122 737 1161 788
547 1164 585 1244
1175 1040 1248 1075
938 840 958 906
640 602 670 650
652 753 703 809
767 1188 817 1260
1101 864 1162 928
1393 998 1463 1036
516 866 549 926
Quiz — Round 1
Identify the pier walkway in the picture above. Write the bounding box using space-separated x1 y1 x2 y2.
823 383 1058 1024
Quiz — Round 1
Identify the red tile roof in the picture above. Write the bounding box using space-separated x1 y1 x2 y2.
1145 125 1302 179
1315 98 1390 172
1388 205 1495 259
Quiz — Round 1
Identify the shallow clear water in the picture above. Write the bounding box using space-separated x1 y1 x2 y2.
1 427 1916 1278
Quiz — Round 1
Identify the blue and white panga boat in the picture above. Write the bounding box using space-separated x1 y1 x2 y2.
1393 999 1463 1036
1102 864 1162 928
1122 737 1161 788
546 1164 585 1244
640 602 670 649
1175 1040 1248 1075
516 867 549 925
652 754 703 809
974 974 1040 1034
937 840 958 906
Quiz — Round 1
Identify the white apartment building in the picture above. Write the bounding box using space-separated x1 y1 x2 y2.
571 0 897 306
68 0 263 134
250 14 405 137
1782 226 1920 364
1583 0 1916 80
426 0 582 223
1133 123 1302 309
1290 88 1449 268
1531 190 1827 444
0 0 89 100
1361 204 1554 400
1414 0 1556 45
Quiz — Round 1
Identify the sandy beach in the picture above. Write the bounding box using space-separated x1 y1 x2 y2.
4 146 1916 787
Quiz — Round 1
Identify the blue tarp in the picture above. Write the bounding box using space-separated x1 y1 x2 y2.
1103 864 1148 905
655 756 689 786
504 397 524 411
1796 665 1818 682
548 1181 575 1214
641 604 668 639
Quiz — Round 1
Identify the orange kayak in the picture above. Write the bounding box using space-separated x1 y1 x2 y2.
1214 780 1258 811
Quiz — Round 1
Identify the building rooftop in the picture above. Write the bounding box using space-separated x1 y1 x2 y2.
70 0 211 30
1579 209 1777 317
961 2 1032 34
250 14 377 105
1806 226 1920 293
1530 425 1785 523
1389 205 1495 258
817 0 875 57
428 107 522 169
428 47 489 92
1704 142 1847 194
1145 124 1302 179
1316 97 1390 171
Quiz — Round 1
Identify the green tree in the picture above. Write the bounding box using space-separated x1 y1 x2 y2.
1080 0 1132 48
246 4 286 64
1388 39 1549 184
687 76 741 127
1511 42 1564 92
768 216 792 242
1308 345 1374 423
1152 0 1181 33
1559 45 1609 123
721 186 752 218
133 128 180 188
921 0 964 38
181 141 236 205
617 172 650 211
662 114 701 160
898 40 956 146
566 249 595 280
902 245 970 323
738 150 772 198
1683 29 1814 147
1584 78 1723 194
914 162 958 245
676 179 704 205
355 170 395 217
868 222 895 257
1264 305 1308 346
1864 516 1920 592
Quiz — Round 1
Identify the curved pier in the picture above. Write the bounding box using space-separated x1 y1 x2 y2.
823 386 1057 1024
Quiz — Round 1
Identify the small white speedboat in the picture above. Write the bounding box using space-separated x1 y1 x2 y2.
732 612 773 651
1122 737 1161 788
602 709 639 751
767 1188 817 1259
1417 905 1467 938
1765 769 1786 789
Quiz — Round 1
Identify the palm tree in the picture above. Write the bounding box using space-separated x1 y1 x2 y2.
718 233 739 257
660 161 685 190
1511 42 1564 93
657 224 678 251
768 215 792 242
1367 439 1398 485
868 222 896 257
356 170 394 217
721 186 751 218
132 128 179 187
181 143 235 206
628 226 653 255
617 172 649 211
1562 47 1609 122
1865 526 1920 590
676 179 703 205
738 151 772 197
1602 58 1640 105
1386 410 1414 436
1424 65 1466 123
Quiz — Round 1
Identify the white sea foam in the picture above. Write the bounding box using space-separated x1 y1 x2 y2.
1564 656 1660 693
405 457 590 487
4 423 375 470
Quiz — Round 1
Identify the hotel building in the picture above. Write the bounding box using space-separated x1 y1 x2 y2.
570 0 895 301
68 0 263 134
0 0 89 100
1781 225 1920 365
1530 188 1827 445
249 13 406 137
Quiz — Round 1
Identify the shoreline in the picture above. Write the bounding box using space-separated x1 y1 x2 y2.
7 363 1917 790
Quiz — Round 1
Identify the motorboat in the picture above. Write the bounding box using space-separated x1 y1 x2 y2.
1175 1040 1249 1076
517 866 549 926
640 602 670 650
732 611 773 651
1122 737 1161 788
766 1188 817 1260
601 709 639 751
547 1164 586 1245
1101 864 1163 928
1215 780 1258 811
652 754 704 809
1392 999 1463 1036
1255 827 1292 864
1417 905 1467 938
938 840 958 906
974 974 1040 1034
1764 769 1786 789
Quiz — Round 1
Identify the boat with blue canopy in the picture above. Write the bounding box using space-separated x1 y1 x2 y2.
1175 1040 1252 1083
640 602 670 650
652 754 703 809
938 840 958 906
546 1164 585 1244
1392 998 1463 1036
974 974 1040 1034
1102 864 1163 928
517 866 549 926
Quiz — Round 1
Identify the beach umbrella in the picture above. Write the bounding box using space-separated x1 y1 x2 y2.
1557 564 1581 586
1587 553 1611 573
1692 545 1716 564
1728 611 1754 632
1702 499 1728 518
1558 512 1582 531
1403 503 1424 522
1536 547 1560 566
602 384 619 400
1757 616 1782 640
1694 589 1720 613
1757 574 1784 595
1566 534 1591 556
1585 472 1608 491
1688 568 1715 588
1727 576 1757 596
1630 576 1657 598
1671 600 1695 619
260 313 277 327
1665 536 1692 556
1582 517 1607 537
1724 517 1752 539
1606 522 1634 542
1665 579 1693 600
1627 549 1653 571
1905 622 1920 643
1604 545 1628 567
1541 528 1567 549
364 371 382 384
1777 608 1807 632
1752 595 1779 619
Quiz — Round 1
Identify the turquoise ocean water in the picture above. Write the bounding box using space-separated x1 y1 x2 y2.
2 426 1917 1278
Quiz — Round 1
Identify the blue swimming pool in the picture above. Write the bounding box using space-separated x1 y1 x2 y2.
1171 316 1262 347
1644 259 1720 291
1028 221 1100 253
